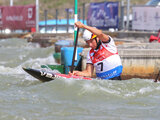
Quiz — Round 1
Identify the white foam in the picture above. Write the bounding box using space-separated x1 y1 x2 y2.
99 86 121 95
63 78 76 86
0 54 57 75
139 87 152 94
83 83 97 91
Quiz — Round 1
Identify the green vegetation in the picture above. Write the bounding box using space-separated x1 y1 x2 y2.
0 0 149 20
0 0 149 9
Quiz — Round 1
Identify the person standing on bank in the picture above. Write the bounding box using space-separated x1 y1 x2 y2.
69 21 123 80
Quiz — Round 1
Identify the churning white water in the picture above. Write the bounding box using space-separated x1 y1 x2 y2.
0 38 159 120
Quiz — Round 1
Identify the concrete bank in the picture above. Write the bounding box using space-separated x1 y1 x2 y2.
25 33 74 47
81 43 160 80
0 30 157 39
103 30 157 38
0 33 27 39
13 30 158 47
0 30 157 47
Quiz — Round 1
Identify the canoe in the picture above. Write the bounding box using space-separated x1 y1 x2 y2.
23 67 93 82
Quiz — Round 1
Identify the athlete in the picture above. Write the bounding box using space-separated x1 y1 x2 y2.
69 21 123 80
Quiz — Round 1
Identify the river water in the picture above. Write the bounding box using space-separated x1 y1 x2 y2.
0 38 159 120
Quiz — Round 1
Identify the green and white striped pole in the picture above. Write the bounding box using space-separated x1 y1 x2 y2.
70 0 78 73
74 0 78 61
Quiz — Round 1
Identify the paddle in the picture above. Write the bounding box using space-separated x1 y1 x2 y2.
154 70 160 82
70 27 79 73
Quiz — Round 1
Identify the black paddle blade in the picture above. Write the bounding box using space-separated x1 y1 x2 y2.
23 67 55 82
154 70 160 82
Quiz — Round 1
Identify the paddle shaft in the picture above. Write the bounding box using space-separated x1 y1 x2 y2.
70 28 79 73
154 70 160 82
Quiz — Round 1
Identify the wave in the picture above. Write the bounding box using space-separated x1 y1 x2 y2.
0 38 159 100
33 78 159 100
0 54 57 75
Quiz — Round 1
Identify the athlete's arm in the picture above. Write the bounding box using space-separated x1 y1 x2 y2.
69 63 94 77
75 21 109 43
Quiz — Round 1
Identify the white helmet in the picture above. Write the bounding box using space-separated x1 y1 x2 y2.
83 29 97 41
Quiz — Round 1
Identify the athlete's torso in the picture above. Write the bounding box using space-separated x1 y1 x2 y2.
87 37 123 79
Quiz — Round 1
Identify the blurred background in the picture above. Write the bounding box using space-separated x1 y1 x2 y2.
0 0 159 33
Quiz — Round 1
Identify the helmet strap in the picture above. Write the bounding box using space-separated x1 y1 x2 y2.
95 37 101 50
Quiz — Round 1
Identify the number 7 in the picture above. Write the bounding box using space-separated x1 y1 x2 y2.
97 62 103 71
